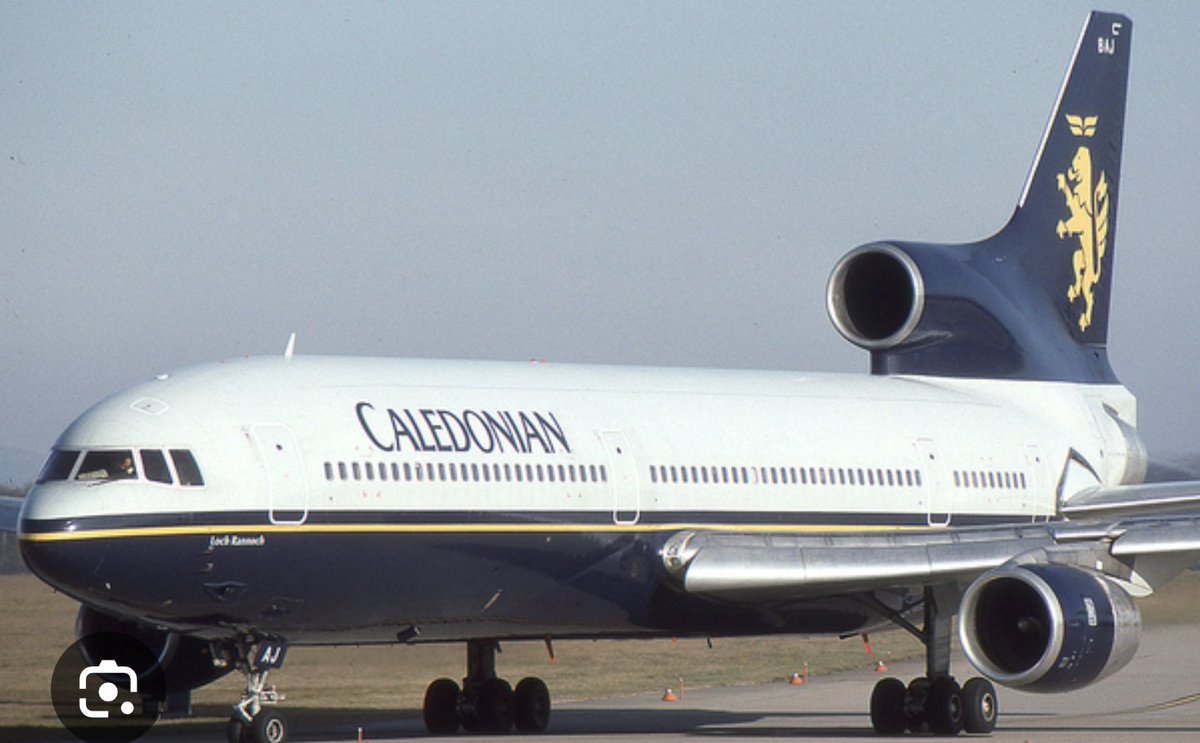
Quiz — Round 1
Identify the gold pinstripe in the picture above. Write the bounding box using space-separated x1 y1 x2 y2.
20 520 926 543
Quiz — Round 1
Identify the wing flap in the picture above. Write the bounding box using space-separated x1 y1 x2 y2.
1110 516 1200 555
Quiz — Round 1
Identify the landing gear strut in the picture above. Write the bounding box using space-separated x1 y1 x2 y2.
867 586 997 736
225 637 289 743
422 639 551 735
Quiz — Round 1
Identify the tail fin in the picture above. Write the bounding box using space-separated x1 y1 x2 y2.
827 12 1132 382
1005 11 1131 347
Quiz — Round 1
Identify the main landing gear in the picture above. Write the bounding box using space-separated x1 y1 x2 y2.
866 586 998 736
225 637 289 743
422 639 552 735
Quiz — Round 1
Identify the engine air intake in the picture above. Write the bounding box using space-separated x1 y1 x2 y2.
827 244 924 350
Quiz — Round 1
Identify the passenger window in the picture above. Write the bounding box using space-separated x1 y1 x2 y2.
140 450 172 484
77 450 137 482
37 450 80 483
168 450 204 486
324 462 334 481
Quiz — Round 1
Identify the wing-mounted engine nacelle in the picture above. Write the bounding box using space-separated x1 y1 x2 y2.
77 605 231 693
826 241 1044 378
958 564 1141 692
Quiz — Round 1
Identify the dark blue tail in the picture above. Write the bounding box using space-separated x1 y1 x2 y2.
828 12 1132 382
1005 10 1130 349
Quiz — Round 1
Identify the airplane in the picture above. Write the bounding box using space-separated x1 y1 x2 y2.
13 9 1200 742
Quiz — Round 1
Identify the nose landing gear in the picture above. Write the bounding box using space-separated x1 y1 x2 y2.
421 639 552 735
224 637 289 743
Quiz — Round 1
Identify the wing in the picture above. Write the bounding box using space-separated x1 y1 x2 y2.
662 512 1200 603
1062 480 1200 519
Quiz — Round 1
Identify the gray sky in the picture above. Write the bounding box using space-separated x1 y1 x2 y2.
4 1 1200 477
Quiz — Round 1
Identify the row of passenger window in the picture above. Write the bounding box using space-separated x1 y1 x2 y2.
323 460 610 485
37 448 205 487
954 470 1027 490
649 463 923 488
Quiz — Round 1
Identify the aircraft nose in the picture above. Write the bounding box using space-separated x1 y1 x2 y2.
17 485 93 594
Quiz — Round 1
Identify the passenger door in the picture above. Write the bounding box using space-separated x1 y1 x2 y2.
600 430 640 525
254 424 308 525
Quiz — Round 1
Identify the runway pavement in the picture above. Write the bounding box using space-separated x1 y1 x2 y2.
82 623 1200 742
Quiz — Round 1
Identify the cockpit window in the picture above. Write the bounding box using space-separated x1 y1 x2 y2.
170 449 205 487
36 450 80 483
76 450 137 482
140 449 172 484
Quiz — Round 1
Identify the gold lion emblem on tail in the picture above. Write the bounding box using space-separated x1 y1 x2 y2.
1056 114 1109 333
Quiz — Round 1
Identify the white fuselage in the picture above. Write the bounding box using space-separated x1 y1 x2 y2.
22 356 1143 529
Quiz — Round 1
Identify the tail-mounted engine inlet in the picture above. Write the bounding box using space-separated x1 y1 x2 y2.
826 244 924 350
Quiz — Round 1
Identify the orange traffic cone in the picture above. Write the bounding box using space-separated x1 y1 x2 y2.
662 688 679 702
789 672 805 686
875 660 888 673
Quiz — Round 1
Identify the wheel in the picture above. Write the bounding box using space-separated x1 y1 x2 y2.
474 678 516 733
514 676 551 732
905 677 930 733
925 676 965 736
869 677 907 735
423 678 461 735
226 715 249 743
250 709 287 743
962 677 998 733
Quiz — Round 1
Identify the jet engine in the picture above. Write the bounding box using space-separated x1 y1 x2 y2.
77 605 231 693
957 564 1141 692
826 243 926 351
826 241 1032 377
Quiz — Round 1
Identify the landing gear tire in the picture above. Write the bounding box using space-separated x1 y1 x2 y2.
423 678 462 735
473 678 516 733
962 677 998 734
904 677 930 733
250 710 287 743
869 677 907 735
925 677 964 736
515 676 552 733
227 715 248 743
